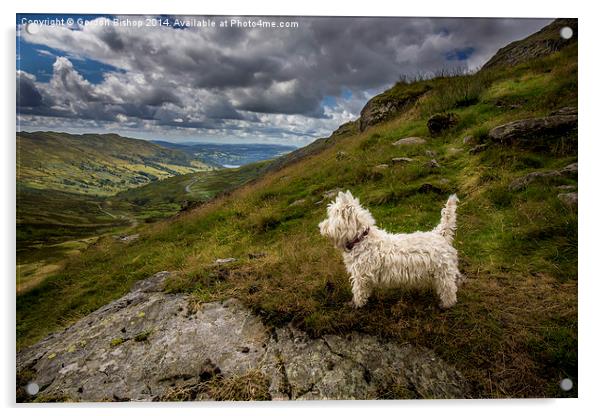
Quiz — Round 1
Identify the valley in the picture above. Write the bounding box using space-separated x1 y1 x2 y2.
16 134 290 293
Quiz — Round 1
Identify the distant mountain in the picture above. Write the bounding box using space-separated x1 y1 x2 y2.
152 141 297 168
17 131 209 196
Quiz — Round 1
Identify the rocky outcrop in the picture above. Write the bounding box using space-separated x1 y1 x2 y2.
489 114 577 146
261 326 469 400
359 99 401 132
482 19 577 70
17 272 470 402
508 163 577 191
359 83 431 132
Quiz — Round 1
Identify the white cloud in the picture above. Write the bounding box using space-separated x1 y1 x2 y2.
17 16 553 144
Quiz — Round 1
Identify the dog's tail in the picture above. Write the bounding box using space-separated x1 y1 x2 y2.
433 194 459 244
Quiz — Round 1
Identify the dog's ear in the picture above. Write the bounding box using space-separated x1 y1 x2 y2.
337 191 347 202
345 190 355 201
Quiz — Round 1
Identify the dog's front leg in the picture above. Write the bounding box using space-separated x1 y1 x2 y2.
349 273 371 308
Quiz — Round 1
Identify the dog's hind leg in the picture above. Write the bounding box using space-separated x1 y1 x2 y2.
350 272 372 308
433 269 458 309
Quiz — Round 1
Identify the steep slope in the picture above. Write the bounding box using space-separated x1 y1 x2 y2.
482 18 577 70
17 131 209 195
17 22 577 399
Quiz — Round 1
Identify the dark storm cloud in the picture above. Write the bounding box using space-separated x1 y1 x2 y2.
97 26 125 51
16 72 43 107
17 16 552 142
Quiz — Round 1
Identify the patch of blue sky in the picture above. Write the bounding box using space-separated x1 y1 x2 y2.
17 37 123 84
444 47 475 61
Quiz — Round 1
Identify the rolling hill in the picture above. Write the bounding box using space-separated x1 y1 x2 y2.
17 19 578 398
17 131 209 196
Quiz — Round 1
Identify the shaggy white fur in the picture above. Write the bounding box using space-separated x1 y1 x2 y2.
318 191 462 309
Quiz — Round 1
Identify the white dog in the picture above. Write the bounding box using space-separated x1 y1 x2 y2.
319 191 462 309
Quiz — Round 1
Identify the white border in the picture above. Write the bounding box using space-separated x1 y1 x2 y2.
3 1 599 415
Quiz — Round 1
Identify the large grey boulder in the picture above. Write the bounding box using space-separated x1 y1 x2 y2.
261 326 469 400
17 272 470 402
358 85 430 132
489 115 577 148
17 272 268 402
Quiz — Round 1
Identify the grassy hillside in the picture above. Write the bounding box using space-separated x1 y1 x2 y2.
17 43 577 398
17 131 209 196
112 161 271 221
17 161 272 294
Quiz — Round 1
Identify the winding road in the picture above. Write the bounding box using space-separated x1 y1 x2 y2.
185 177 200 193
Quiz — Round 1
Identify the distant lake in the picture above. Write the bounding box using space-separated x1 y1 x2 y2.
153 141 297 168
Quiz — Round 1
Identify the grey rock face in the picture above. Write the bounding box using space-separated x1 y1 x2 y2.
489 115 577 147
392 137 426 146
17 272 470 402
261 326 469 400
17 272 267 402
509 163 577 191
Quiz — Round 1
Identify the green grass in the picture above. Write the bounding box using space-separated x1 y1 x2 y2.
113 161 271 221
16 44 577 398
17 131 208 196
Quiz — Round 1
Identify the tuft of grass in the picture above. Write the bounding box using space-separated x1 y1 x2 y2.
110 338 125 347
161 370 271 401
421 70 495 117
134 330 153 342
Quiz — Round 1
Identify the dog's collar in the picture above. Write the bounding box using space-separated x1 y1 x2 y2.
345 227 370 252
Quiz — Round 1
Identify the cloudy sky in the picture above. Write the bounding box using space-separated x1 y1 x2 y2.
17 15 551 146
